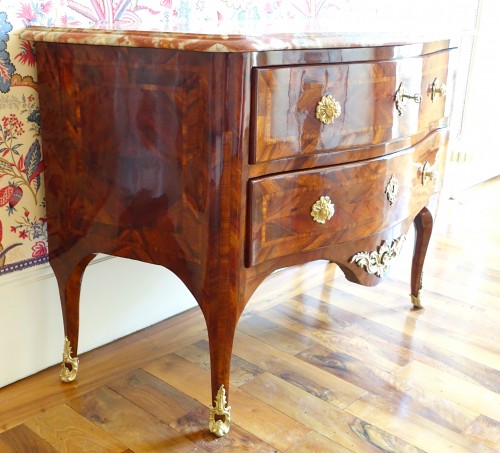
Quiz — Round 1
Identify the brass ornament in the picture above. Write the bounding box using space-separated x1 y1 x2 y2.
60 336 79 382
430 77 447 102
394 82 422 116
420 161 437 185
411 292 422 309
411 271 424 309
385 175 399 205
351 235 407 278
311 195 335 224
209 384 231 437
315 95 341 125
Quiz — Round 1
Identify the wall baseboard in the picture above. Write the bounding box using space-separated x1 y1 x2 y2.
0 255 197 388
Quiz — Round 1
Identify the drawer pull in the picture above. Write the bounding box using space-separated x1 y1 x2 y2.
420 161 437 184
385 174 399 205
430 77 447 102
311 195 335 224
394 82 421 116
316 95 341 125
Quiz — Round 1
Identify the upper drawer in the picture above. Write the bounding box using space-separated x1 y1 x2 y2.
251 50 453 164
247 129 448 267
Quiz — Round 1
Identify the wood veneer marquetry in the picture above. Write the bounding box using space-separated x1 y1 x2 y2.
248 130 448 266
252 49 452 164
27 32 459 433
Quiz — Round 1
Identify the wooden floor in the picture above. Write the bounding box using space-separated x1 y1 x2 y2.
1 178 499 452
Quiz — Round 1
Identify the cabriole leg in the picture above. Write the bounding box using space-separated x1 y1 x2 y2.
51 253 95 382
203 301 238 436
411 207 434 309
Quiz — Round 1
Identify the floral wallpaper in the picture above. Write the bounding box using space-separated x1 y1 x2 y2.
0 5 45 275
0 0 476 276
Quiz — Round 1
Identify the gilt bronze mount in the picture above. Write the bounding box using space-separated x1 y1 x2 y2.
351 235 407 278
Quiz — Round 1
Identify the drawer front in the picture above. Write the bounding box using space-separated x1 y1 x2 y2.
252 50 453 164
247 129 448 266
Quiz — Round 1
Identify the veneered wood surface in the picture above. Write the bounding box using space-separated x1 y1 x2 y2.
248 129 448 266
252 49 453 164
36 42 253 403
32 37 454 434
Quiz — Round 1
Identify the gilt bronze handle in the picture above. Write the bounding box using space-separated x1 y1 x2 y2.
316 95 341 125
420 161 437 185
311 195 335 224
394 82 422 116
430 77 447 102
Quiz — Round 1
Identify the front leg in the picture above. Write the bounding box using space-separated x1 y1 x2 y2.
204 300 238 437
51 253 96 382
410 206 434 308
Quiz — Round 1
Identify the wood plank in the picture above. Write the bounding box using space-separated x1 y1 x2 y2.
347 418 427 453
170 406 278 452
284 291 500 394
419 273 500 313
145 353 311 451
175 339 264 387
0 424 59 453
24 404 128 453
284 430 353 453
395 361 500 421
241 372 399 452
238 314 316 355
245 260 338 315
68 385 201 453
298 343 481 434
266 291 500 377
464 415 500 450
319 275 500 333
346 394 497 453
145 354 212 407
233 331 366 409
263 300 408 375
107 368 203 425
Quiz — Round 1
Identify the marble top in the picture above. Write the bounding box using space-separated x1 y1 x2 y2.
20 22 463 53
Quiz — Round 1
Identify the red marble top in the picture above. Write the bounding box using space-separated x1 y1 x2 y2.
20 21 464 53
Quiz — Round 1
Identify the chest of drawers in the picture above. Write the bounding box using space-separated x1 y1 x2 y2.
21 26 457 436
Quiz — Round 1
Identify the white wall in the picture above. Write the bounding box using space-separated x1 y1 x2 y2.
0 256 196 388
451 0 500 190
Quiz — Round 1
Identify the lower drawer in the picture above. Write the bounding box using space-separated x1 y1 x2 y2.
247 129 448 266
